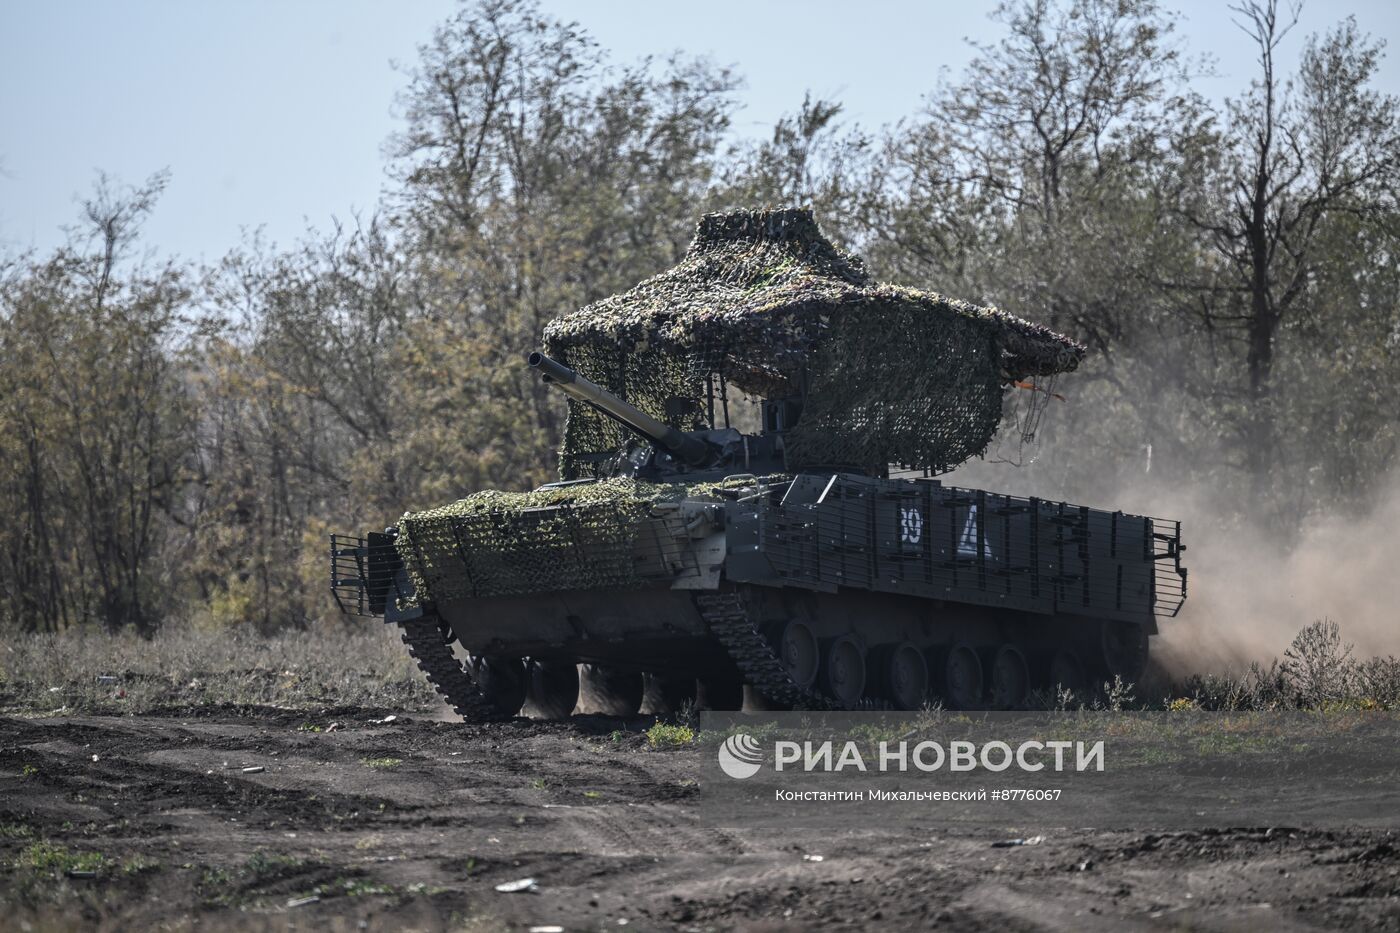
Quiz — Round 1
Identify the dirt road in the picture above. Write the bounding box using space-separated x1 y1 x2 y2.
2 708 1398 931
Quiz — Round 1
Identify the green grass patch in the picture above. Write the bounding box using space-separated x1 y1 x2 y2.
196 851 326 907
120 856 161 876
242 850 306 882
17 842 109 876
646 722 695 748
338 877 394 897
360 757 402 770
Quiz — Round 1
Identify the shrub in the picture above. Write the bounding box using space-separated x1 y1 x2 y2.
646 722 695 748
1281 619 1355 707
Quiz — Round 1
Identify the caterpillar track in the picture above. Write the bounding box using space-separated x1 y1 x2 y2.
396 615 512 722
694 590 834 711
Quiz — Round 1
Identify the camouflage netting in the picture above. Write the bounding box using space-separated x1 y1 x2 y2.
543 208 1085 478
396 475 792 603
397 477 693 603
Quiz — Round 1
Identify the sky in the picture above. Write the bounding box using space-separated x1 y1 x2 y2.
2 0 1399 263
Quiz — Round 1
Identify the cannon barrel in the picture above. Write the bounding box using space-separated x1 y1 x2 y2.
528 351 711 466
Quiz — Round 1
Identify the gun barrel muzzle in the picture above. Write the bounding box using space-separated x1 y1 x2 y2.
527 351 574 385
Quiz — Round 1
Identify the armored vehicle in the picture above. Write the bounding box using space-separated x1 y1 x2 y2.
331 209 1186 719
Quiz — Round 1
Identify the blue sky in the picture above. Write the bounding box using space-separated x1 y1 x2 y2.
2 1 1398 262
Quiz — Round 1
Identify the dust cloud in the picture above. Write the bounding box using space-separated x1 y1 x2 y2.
1145 476 1400 675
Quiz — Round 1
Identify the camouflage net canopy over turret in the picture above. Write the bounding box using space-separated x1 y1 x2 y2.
543 208 1085 478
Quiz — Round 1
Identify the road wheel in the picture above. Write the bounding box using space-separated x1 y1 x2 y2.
937 642 983 710
988 644 1030 710
473 656 527 717
579 664 644 717
1048 648 1088 698
884 642 929 710
695 677 743 711
777 620 820 690
642 673 696 715
822 635 867 709
523 659 579 720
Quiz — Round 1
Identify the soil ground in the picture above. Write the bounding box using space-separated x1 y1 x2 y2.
1 707 1398 932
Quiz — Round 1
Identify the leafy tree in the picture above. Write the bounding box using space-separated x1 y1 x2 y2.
0 173 196 633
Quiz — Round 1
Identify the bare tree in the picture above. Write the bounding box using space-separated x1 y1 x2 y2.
1183 1 1400 500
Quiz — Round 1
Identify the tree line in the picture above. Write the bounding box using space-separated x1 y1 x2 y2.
2 0 1396 634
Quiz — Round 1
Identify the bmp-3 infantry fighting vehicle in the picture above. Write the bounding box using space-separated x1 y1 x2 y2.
331 209 1186 719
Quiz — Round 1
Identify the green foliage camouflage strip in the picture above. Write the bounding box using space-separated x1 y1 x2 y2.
396 477 689 603
543 208 1085 478
396 475 784 604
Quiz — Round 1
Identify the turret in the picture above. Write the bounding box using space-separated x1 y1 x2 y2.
541 208 1086 481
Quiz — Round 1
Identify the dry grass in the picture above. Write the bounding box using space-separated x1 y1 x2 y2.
0 624 440 715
